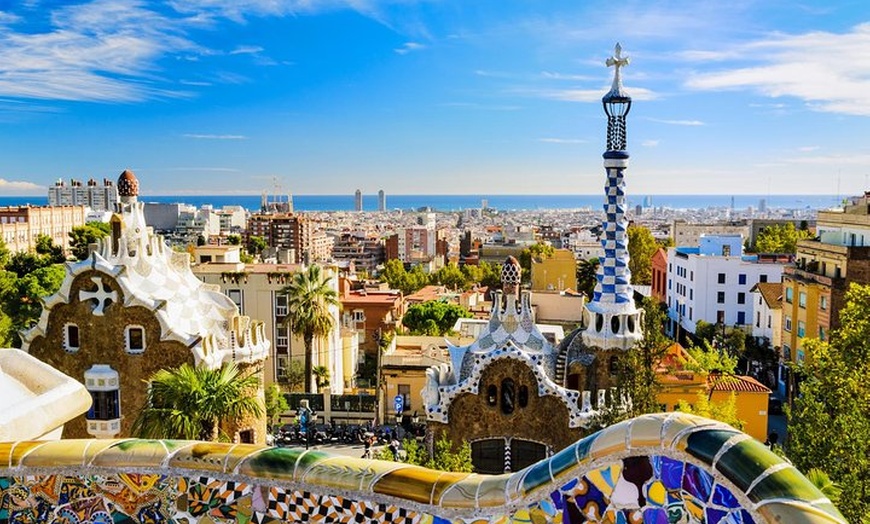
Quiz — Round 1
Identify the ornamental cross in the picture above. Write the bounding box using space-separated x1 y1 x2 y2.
606 43 629 91
79 276 118 316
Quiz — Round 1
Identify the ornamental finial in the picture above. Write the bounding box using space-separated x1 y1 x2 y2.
605 43 630 96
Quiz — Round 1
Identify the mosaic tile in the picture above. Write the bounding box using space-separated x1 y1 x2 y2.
588 420 629 460
437 473 482 509
683 429 742 466
476 474 509 508
748 466 822 503
714 439 782 493
625 415 664 449
90 439 173 468
373 464 448 504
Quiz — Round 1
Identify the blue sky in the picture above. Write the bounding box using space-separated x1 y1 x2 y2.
0 0 869 196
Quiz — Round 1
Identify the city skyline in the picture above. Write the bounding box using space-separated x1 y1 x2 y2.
0 1 869 196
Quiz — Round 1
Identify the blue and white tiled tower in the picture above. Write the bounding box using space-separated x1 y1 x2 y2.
582 43 644 351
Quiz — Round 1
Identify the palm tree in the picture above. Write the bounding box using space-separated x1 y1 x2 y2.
281 264 340 393
132 363 263 441
312 365 330 391
576 257 600 299
805 468 842 504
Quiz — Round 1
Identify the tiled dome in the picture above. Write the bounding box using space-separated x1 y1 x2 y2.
117 169 139 197
501 256 521 286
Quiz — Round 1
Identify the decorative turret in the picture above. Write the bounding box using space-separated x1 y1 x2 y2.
117 169 139 200
582 43 644 351
501 256 521 298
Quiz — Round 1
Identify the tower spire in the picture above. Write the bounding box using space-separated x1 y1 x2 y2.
582 43 643 351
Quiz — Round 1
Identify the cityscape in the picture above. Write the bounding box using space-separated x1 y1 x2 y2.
0 2 867 524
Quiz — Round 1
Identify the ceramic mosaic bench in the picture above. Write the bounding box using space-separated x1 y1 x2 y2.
0 413 845 523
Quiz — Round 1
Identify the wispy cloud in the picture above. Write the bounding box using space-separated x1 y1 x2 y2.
641 139 660 147
531 86 658 102
685 22 870 116
230 45 263 55
395 41 425 55
797 146 819 152
182 133 248 140
540 71 594 81
648 118 705 126
538 137 587 144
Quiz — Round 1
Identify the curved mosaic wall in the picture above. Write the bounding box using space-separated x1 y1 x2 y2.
0 413 845 523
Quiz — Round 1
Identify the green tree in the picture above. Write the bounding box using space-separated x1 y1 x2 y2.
805 468 842 505
682 342 738 374
0 236 10 269
478 261 502 289
460 263 483 286
676 391 745 431
618 297 672 417
627 225 657 285
7 252 46 278
227 234 242 245
132 363 263 441
380 259 428 295
69 223 110 261
402 300 471 336
788 283 870 521
575 257 600 299
10 265 65 345
392 433 474 472
247 235 267 255
754 222 812 254
431 262 467 290
264 383 289 428
281 265 339 393
312 365 330 390
282 359 305 393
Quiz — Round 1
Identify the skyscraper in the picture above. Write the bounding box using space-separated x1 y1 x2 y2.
354 189 363 212
378 189 386 212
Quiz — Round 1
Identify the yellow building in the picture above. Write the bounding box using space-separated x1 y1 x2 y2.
655 344 770 441
530 248 578 292
380 335 470 423
781 192 870 370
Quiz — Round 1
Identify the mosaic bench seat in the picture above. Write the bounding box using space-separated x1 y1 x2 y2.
0 413 845 523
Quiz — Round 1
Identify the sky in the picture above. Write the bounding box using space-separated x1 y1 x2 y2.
0 0 869 196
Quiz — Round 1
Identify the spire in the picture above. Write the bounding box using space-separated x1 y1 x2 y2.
583 44 643 351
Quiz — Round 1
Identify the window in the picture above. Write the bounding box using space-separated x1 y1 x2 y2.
501 379 516 415
398 384 411 411
722 245 731 256
797 321 806 338
737 311 745 325
88 390 120 420
785 316 792 332
64 323 80 352
275 326 289 348
275 294 288 316
718 273 726 284
737 292 745 305
717 310 725 324
819 326 826 341
798 292 807 308
690 271 694 281
756 312 761 328
785 287 793 303
820 295 828 311
353 310 366 322
738 274 746 285
227 289 243 313
125 326 145 354
689 289 693 300
688 307 693 320
759 274 768 283
717 291 725 304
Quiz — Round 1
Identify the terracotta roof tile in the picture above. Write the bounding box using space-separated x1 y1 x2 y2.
750 282 782 309
710 374 771 393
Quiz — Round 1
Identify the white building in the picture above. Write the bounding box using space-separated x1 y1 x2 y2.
666 235 788 336
750 282 785 396
48 178 118 212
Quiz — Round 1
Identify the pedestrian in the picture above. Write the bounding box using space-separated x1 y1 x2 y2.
362 433 375 459
389 438 400 461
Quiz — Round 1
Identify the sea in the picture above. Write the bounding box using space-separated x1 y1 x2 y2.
0 194 844 213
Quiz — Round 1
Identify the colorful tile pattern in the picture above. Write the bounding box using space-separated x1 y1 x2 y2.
0 413 847 524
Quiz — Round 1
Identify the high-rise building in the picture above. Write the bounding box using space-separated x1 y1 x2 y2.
377 189 386 212
354 189 363 212
48 178 118 212
0 205 87 254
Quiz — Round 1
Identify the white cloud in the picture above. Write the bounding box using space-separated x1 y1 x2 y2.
648 118 705 126
535 86 658 102
182 134 248 139
641 139 660 147
538 137 587 144
395 41 425 55
0 178 42 192
685 23 870 116
230 45 264 55
797 146 819 152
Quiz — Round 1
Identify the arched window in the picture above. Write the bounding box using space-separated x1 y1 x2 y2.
487 385 498 407
518 385 529 408
64 323 80 352
125 325 146 354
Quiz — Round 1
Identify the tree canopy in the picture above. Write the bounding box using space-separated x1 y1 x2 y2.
575 257 599 300
618 297 672 417
402 300 471 336
787 283 870 521
264 383 289 428
754 222 812 254
68 222 110 261
627 225 657 285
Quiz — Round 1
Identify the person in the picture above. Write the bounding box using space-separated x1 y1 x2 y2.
764 431 779 448
389 438 400 461
362 433 375 459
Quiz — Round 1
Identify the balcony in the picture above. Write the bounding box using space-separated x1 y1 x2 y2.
784 266 844 288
